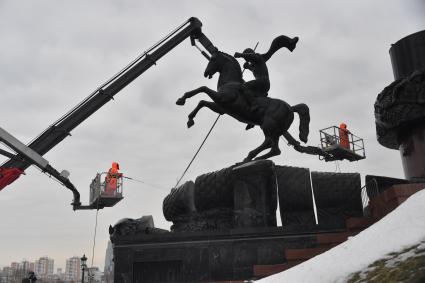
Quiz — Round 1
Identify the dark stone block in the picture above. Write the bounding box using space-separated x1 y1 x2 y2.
276 166 363 228
312 171 363 225
163 160 278 232
195 167 234 212
276 166 315 226
232 160 277 228
276 166 312 212
163 181 195 221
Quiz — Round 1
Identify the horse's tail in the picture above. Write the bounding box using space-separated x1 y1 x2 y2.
291 103 310 143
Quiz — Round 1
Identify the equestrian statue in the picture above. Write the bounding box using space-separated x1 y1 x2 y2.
176 35 329 162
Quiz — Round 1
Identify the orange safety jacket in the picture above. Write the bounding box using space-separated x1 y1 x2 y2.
105 162 122 193
339 124 350 149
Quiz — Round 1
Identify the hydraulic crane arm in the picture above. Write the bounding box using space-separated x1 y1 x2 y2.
0 17 217 207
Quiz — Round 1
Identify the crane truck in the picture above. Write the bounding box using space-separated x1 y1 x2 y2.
0 17 216 210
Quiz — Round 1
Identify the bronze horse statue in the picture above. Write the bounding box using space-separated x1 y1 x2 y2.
176 50 321 162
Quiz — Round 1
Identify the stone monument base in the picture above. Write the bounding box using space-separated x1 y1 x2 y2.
110 161 365 282
112 224 352 283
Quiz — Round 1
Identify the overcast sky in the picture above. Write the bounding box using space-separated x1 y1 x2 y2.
0 0 424 271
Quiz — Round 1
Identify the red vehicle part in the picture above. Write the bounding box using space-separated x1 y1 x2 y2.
0 168 24 190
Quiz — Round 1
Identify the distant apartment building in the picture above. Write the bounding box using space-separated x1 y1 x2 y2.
5 260 33 282
0 267 12 283
65 256 81 281
10 262 18 270
1 267 11 275
34 256 54 278
19 260 32 272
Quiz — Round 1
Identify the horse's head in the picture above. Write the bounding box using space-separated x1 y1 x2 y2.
204 52 221 79
204 51 243 84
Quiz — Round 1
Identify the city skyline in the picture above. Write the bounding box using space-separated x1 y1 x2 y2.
0 255 101 273
1 0 424 268
1 255 104 282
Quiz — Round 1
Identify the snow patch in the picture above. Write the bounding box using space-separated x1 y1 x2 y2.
258 189 425 283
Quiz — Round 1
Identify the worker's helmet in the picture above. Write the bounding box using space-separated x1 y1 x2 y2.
112 162 119 170
243 48 255 54
339 123 347 129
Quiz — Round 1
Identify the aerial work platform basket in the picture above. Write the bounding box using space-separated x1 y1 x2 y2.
319 126 365 162
89 172 123 209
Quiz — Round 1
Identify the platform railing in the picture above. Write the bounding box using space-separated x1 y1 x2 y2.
319 126 365 158
89 172 123 206
98 172 123 195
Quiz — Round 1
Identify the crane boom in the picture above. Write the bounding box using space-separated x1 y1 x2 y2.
0 17 217 207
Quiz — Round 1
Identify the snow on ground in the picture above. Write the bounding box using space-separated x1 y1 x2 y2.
258 189 425 283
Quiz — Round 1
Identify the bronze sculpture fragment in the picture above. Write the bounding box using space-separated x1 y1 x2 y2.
176 35 328 161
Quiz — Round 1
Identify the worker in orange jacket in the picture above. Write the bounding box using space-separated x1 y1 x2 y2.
339 123 350 149
105 162 123 194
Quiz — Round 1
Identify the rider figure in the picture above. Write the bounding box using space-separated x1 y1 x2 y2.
234 47 271 97
234 35 299 129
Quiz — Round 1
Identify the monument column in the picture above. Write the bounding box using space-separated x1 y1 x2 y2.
375 30 425 181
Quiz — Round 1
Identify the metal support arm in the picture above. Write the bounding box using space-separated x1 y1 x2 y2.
0 17 218 210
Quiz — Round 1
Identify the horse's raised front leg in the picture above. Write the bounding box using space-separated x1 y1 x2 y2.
176 86 217 106
187 100 225 128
